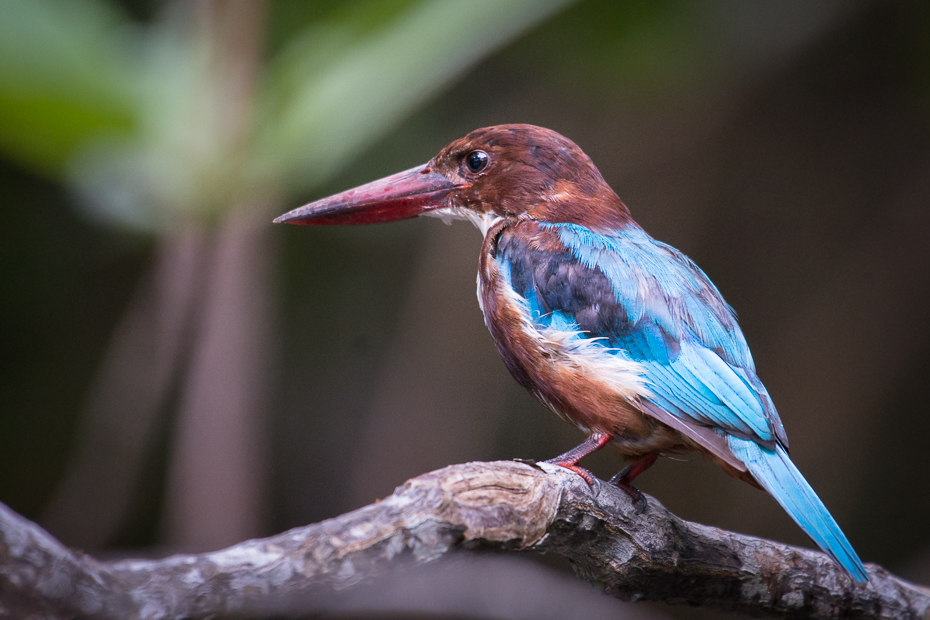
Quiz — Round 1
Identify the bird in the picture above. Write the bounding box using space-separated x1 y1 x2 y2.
274 124 868 582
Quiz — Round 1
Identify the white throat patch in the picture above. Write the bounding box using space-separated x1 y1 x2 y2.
423 207 502 237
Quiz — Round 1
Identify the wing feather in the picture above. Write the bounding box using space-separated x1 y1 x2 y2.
498 221 787 449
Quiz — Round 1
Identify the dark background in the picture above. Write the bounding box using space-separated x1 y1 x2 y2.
2 1 929 617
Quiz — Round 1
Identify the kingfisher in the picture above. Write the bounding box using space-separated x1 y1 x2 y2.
275 124 868 582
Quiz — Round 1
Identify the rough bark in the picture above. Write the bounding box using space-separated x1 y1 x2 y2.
1 461 927 619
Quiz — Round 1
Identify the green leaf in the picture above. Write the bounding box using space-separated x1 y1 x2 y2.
256 0 574 193
0 0 139 176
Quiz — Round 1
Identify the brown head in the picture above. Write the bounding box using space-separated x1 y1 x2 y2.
275 124 632 232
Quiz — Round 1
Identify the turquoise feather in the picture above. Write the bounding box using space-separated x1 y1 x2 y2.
728 436 868 582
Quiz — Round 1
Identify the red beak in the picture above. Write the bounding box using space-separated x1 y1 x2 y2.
274 163 464 226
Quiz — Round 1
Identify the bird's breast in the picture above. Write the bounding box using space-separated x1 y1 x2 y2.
476 221 682 455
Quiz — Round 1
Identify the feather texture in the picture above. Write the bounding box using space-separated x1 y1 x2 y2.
499 220 787 448
279 123 868 582
728 436 868 582
484 218 867 582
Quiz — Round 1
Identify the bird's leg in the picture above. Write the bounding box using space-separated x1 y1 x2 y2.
609 452 658 511
544 432 612 492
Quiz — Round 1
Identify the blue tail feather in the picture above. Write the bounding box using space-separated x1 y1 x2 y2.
728 436 868 583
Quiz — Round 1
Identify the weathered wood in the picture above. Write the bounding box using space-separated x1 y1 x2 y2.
0 461 927 619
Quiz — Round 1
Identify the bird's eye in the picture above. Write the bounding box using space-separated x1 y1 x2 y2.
465 150 489 173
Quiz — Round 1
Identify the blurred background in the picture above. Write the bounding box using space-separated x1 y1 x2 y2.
2 0 930 618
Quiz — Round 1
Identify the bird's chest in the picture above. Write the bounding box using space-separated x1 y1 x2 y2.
477 236 657 444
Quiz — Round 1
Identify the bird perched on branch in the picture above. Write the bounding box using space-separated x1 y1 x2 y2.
275 124 868 582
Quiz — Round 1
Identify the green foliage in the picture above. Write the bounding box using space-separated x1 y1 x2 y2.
0 0 138 175
0 0 572 233
256 0 572 193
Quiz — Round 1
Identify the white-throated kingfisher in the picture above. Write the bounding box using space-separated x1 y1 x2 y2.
275 124 868 582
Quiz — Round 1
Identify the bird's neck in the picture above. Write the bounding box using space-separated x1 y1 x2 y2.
426 188 636 238
529 188 635 232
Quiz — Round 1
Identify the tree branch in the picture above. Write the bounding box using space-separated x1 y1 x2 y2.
1 461 927 619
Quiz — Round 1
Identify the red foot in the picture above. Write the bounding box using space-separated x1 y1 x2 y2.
608 452 658 510
559 463 599 487
544 432 613 491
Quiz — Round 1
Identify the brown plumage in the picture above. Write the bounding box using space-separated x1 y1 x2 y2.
430 125 634 231
275 124 869 582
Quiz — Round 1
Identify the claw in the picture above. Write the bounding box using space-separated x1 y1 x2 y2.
550 462 601 495
608 453 658 512
539 432 612 496
513 457 544 472
609 476 647 512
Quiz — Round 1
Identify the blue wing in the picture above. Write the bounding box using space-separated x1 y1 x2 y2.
498 221 786 448
495 221 868 583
